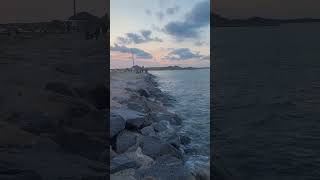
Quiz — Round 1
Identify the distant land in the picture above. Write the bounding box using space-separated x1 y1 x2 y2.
147 66 209 71
212 13 320 27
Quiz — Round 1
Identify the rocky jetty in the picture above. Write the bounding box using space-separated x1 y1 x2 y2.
110 71 209 180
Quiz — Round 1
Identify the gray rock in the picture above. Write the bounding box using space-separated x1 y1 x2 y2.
138 89 150 98
124 147 154 169
167 134 181 148
116 131 138 153
111 154 139 174
135 155 193 180
152 120 168 132
110 113 126 138
126 117 145 129
160 143 183 159
127 102 147 113
110 175 136 180
150 112 182 125
113 108 145 129
141 126 156 136
139 136 162 158
140 136 182 159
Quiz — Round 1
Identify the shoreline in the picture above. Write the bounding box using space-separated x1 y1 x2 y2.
110 70 209 180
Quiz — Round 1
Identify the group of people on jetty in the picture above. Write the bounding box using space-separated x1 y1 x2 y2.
125 65 148 74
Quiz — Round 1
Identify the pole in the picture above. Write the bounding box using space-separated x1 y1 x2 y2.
131 49 135 67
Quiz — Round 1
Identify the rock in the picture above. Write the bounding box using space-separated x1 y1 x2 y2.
127 102 147 113
140 136 182 159
81 175 108 180
113 108 145 129
111 154 139 174
180 135 191 145
113 168 135 177
167 134 181 148
126 117 145 130
160 143 183 159
152 120 168 132
116 131 138 153
110 112 126 138
110 174 136 180
98 147 116 162
110 147 117 159
140 126 156 136
137 89 150 98
45 81 75 97
150 112 182 125
139 136 162 158
193 168 210 180
135 155 193 180
125 147 154 169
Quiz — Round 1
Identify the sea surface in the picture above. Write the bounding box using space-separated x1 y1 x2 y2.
150 69 210 172
213 23 320 180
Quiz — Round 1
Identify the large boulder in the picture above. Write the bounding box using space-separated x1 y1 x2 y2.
139 136 182 159
152 120 169 132
137 89 150 98
135 155 193 180
140 126 156 136
116 131 138 153
111 154 139 174
149 112 182 125
125 147 154 169
127 102 147 113
110 112 126 138
113 108 145 129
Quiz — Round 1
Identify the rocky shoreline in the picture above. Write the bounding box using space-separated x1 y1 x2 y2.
110 71 209 180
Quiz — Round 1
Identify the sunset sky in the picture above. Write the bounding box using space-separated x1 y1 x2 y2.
110 0 210 69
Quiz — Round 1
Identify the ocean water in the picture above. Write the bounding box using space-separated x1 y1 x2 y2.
213 23 320 180
150 69 210 171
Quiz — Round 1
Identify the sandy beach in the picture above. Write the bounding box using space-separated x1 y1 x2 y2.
0 32 108 179
110 70 210 180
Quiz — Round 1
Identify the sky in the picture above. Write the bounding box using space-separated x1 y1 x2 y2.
215 0 320 19
0 0 108 24
110 0 210 69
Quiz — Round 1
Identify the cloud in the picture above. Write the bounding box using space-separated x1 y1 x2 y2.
163 0 210 40
117 30 162 45
145 9 152 16
156 11 164 21
111 44 153 59
194 41 208 46
163 48 205 61
166 6 179 15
